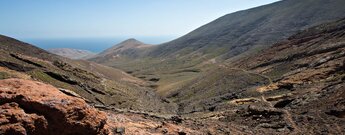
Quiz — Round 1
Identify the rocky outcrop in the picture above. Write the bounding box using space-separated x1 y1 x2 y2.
0 79 108 135
0 79 203 135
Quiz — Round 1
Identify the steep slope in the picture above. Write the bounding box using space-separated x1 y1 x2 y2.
90 0 345 97
169 18 345 134
172 17 345 112
0 35 176 113
151 0 345 60
0 35 57 61
2 11 345 135
93 0 345 65
48 48 96 59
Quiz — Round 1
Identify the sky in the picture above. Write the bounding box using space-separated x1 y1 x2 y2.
0 0 280 40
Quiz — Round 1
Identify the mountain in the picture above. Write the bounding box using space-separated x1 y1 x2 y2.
1 18 344 134
2 0 345 134
90 0 345 100
92 0 345 67
89 38 153 64
97 38 151 57
168 18 345 134
0 34 176 114
150 0 345 60
48 48 96 59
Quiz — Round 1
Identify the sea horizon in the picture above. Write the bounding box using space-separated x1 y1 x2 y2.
20 36 176 53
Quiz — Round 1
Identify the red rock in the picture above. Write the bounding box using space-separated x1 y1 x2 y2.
0 79 108 135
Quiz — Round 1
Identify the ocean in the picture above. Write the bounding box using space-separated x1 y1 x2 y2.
22 36 175 53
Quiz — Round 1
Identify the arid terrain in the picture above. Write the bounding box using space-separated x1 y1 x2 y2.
1 0 345 134
48 48 96 60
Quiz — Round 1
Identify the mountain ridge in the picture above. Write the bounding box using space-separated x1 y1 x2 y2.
0 35 177 114
99 38 151 56
89 38 153 63
89 0 345 101
1 0 345 134
91 0 345 67
2 17 344 134
151 0 345 59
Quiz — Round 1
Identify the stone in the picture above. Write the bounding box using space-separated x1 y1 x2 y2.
0 79 108 135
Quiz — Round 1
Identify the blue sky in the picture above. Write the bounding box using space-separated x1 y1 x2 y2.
0 0 279 40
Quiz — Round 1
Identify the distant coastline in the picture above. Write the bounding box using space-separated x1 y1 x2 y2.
21 36 175 53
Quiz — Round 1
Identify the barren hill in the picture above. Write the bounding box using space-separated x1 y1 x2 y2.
48 48 96 59
0 35 176 114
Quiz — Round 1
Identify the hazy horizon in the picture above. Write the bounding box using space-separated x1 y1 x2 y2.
22 36 175 53
1 0 279 51
1 0 279 38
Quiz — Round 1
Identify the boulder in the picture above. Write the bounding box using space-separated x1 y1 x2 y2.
0 79 108 135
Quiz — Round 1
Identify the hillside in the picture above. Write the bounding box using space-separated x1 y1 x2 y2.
96 38 151 57
0 35 58 61
169 18 345 134
2 0 345 134
150 0 345 60
89 38 154 66
0 35 176 114
48 48 96 59
1 17 344 135
90 0 345 98
93 0 345 65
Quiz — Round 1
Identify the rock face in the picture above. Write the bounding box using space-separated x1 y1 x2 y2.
0 79 202 135
0 79 108 135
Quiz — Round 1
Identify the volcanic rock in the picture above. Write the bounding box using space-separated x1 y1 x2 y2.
0 79 108 135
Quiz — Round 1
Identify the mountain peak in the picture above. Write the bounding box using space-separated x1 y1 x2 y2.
120 38 143 45
125 38 138 41
93 38 151 58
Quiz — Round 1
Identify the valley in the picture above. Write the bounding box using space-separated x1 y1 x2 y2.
1 0 345 134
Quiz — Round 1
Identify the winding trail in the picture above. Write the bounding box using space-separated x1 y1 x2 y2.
219 64 300 133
